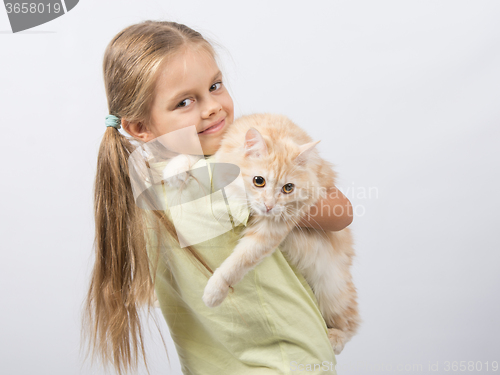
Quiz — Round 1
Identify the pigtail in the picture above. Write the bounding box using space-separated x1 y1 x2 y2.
82 127 158 375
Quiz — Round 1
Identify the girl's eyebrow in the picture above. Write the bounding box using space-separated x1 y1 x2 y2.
168 70 222 104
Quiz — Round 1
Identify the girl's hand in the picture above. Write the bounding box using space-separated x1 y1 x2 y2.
298 186 353 231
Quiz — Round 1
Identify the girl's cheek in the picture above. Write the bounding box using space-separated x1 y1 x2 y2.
223 94 234 115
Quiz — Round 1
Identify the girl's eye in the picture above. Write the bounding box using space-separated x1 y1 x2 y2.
253 176 266 187
282 183 294 194
177 98 194 108
210 82 222 92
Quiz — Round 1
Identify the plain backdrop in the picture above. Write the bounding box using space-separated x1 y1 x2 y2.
1 1 499 374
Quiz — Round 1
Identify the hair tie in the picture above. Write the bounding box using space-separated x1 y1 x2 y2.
105 114 121 129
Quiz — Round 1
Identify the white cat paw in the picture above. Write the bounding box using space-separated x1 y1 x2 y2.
202 271 230 308
327 328 346 355
162 154 193 188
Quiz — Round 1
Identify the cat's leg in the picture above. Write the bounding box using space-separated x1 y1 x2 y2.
202 221 291 308
283 228 361 355
327 329 346 355
315 231 361 355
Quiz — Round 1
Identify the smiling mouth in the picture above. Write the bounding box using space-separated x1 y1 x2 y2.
198 118 225 134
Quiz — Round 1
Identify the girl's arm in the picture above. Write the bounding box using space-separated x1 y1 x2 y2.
298 186 353 231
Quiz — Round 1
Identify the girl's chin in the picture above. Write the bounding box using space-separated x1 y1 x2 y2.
200 142 220 156
200 136 227 155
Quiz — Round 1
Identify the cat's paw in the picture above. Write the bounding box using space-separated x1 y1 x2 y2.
202 271 230 308
162 154 193 188
327 328 346 355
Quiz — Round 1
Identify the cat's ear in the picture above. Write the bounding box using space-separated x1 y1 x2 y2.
244 128 268 158
295 140 321 165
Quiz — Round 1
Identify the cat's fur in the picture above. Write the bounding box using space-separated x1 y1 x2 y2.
166 113 360 354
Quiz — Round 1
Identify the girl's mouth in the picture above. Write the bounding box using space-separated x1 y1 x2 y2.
198 118 225 134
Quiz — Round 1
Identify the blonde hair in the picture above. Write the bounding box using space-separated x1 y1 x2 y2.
81 20 218 375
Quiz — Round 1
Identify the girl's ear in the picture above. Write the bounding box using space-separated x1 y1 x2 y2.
295 140 321 165
122 119 154 143
244 128 268 158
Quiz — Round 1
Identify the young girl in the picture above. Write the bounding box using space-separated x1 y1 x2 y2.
82 20 354 375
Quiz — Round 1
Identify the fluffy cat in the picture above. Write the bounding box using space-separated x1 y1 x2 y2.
165 113 360 354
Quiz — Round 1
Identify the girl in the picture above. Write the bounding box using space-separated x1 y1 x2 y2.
82 20 354 375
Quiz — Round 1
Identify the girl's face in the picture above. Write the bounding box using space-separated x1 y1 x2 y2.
147 47 234 155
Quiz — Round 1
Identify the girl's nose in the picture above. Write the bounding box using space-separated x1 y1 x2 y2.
202 97 223 118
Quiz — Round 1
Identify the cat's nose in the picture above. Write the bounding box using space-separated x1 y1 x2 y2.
265 204 273 212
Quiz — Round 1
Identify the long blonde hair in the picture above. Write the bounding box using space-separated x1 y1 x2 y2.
81 20 217 375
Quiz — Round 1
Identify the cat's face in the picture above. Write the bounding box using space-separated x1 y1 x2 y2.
241 161 314 219
239 128 321 221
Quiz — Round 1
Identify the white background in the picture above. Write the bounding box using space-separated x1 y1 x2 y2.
1 1 499 374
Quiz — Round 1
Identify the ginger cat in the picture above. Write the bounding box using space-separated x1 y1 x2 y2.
197 113 361 355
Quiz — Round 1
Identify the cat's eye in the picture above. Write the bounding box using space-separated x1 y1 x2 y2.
253 176 266 187
282 183 294 194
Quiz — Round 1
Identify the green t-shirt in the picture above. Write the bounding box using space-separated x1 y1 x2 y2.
144 156 337 375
